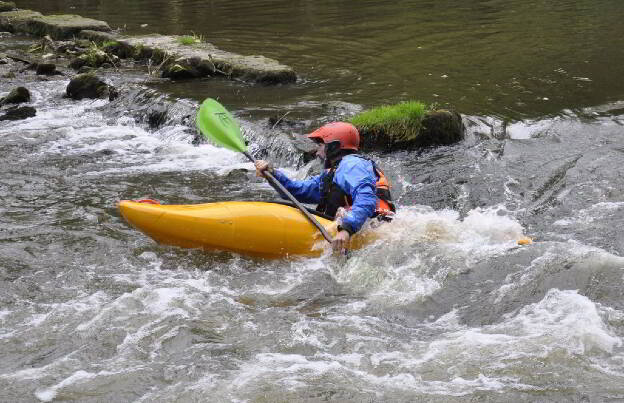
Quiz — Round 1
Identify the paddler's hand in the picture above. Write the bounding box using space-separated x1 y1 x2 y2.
254 160 273 178
335 207 348 220
332 230 350 253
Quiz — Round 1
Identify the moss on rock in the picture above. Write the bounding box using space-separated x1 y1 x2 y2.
350 101 464 151
0 10 110 39
66 73 117 100
0 86 30 105
2 8 296 85
0 9 43 33
0 1 16 12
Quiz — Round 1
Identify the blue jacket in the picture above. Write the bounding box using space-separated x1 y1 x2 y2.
271 155 377 234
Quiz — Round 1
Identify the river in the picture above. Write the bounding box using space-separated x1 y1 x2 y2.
1 0 624 402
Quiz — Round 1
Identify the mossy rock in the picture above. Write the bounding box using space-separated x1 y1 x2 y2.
350 101 464 151
0 86 30 105
0 9 43 33
0 11 110 39
70 48 116 69
0 1 16 12
66 73 117 100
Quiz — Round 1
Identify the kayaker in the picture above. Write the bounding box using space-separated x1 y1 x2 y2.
255 122 395 252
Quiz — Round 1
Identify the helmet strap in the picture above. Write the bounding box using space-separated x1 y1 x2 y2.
325 140 342 162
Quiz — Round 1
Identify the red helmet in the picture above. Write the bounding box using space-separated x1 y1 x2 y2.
307 122 359 151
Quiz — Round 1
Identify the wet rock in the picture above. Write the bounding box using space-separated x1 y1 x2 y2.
0 9 43 33
0 105 36 121
147 105 168 129
107 85 119 101
66 73 117 101
55 40 84 55
3 10 295 85
0 2 16 12
35 63 61 75
77 66 93 74
0 86 30 105
117 34 296 84
267 115 307 132
292 134 318 163
78 29 119 44
419 110 464 146
161 61 204 80
69 47 117 70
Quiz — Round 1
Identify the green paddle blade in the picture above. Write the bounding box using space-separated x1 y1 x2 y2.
196 98 247 153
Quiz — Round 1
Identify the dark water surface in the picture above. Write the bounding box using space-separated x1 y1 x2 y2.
2 1 624 402
15 0 624 119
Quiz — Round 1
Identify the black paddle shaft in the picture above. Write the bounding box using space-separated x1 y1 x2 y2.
243 151 333 243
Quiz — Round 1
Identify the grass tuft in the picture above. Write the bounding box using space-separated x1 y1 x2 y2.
350 101 430 141
102 40 119 48
178 33 202 46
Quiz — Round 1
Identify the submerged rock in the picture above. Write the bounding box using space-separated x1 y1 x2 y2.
0 105 36 121
66 73 118 101
0 86 30 105
146 105 168 129
0 2 16 12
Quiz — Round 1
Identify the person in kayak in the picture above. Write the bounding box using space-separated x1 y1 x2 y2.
255 122 395 252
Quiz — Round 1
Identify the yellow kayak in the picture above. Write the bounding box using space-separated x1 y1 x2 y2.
118 200 370 258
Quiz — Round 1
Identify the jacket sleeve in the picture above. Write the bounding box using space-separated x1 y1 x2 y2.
270 169 323 204
334 159 377 234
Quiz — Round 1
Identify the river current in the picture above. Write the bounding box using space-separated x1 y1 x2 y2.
2 1 624 402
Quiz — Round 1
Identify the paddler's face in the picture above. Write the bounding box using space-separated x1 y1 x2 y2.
316 142 326 160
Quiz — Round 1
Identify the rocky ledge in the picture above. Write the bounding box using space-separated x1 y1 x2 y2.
0 8 296 85
0 2 16 12
80 30 296 85
0 9 110 39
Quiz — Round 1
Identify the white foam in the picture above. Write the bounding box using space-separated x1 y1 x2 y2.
204 289 621 398
34 369 117 402
506 118 558 139
498 289 621 354
328 205 528 306
419 289 621 385
0 92 246 177
553 201 624 227
493 241 624 304
0 308 11 322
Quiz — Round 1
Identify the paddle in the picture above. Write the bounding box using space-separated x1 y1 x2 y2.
196 98 333 244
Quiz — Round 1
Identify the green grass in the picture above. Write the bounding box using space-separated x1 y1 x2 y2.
102 41 119 48
349 100 429 140
178 35 201 45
